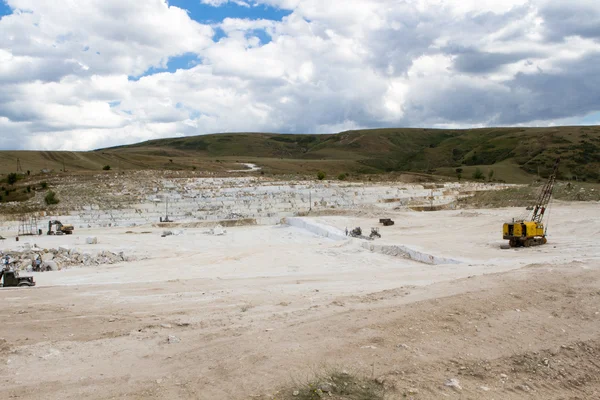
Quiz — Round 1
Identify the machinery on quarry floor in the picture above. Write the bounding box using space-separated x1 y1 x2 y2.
349 227 381 240
503 158 560 248
47 220 74 235
0 267 35 287
379 218 395 226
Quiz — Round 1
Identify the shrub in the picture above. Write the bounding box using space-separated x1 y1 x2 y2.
472 168 485 180
277 369 384 400
338 173 346 180
44 190 60 205
27 170 30 176
317 171 326 180
26 186 31 193
488 169 495 181
40 182 48 189
7 173 18 185
102 165 111 171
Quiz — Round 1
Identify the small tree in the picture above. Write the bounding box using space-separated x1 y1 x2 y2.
44 190 60 205
317 171 326 180
103 165 111 171
455 168 463 174
488 169 495 181
27 170 30 176
457 173 462 181
338 173 346 181
472 168 484 180
40 181 48 189
7 173 18 185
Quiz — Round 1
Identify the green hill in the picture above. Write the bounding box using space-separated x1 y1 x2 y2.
0 126 598 183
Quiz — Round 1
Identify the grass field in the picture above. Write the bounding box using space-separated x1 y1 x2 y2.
0 126 598 184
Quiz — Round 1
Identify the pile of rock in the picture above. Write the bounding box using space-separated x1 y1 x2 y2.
204 225 226 236
2 246 134 272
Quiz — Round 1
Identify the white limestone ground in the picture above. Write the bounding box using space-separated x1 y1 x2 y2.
7 202 598 293
0 176 515 232
1 177 599 400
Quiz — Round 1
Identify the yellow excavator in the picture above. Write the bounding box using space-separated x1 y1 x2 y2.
503 158 560 247
47 220 74 235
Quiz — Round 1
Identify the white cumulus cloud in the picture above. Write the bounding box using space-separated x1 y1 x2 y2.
0 0 599 150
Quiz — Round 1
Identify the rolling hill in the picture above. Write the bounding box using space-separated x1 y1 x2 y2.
0 126 598 183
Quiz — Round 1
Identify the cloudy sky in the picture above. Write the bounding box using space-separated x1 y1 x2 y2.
1 0 599 150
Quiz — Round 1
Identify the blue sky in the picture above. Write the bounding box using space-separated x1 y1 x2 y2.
0 1 11 17
167 0 291 23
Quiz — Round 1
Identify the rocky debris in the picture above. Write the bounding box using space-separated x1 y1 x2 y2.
445 378 462 391
161 230 183 237
2 247 134 271
318 383 335 393
42 260 58 271
167 335 180 344
86 236 98 244
204 224 227 236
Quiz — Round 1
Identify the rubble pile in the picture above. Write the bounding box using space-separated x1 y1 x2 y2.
2 245 135 272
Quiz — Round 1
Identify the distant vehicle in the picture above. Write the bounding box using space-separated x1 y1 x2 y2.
0 267 35 287
47 220 74 235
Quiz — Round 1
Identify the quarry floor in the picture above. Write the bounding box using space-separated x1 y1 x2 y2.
1 202 600 399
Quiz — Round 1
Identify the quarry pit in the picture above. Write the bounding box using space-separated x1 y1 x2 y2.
1 176 599 399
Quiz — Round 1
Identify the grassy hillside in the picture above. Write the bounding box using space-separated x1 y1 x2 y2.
0 126 598 183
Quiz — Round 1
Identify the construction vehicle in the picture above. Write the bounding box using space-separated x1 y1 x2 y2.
379 218 395 226
47 220 74 235
349 227 381 240
503 158 560 248
0 267 35 287
349 227 363 238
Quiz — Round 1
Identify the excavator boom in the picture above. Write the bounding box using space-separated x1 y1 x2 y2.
530 158 560 224
503 157 560 248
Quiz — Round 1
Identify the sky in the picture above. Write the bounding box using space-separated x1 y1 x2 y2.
0 0 599 150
